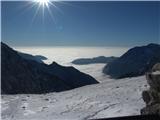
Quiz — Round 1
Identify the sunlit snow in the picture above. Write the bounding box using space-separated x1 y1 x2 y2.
1 47 148 120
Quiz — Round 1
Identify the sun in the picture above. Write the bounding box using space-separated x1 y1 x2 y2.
30 0 62 24
34 0 50 7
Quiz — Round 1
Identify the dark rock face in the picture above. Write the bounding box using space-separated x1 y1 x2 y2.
1 42 98 94
72 56 118 65
141 63 160 115
18 52 47 63
103 44 160 79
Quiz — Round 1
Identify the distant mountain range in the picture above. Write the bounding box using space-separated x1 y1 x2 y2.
72 56 118 65
103 43 160 79
1 42 98 94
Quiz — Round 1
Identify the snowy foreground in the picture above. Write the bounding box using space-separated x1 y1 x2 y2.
2 76 148 120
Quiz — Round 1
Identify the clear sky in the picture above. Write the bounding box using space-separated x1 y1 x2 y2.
2 1 160 47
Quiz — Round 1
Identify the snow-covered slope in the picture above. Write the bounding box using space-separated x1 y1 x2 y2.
1 46 149 119
2 76 148 120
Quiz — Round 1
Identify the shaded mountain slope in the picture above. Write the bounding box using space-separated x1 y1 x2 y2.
103 43 160 79
48 62 98 88
18 52 47 63
1 42 98 94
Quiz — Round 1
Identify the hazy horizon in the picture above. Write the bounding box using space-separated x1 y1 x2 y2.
3 41 160 48
14 46 129 66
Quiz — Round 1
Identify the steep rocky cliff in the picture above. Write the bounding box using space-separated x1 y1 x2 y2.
141 63 160 115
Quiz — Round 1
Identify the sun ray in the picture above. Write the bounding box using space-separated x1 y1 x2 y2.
46 4 57 24
18 2 38 16
25 0 74 25
31 3 41 24
48 2 63 14
34 0 50 8
30 0 58 23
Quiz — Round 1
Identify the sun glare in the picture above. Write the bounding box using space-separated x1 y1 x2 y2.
31 0 57 23
30 0 63 24
34 0 50 7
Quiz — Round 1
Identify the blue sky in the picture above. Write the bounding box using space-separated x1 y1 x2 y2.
2 1 160 47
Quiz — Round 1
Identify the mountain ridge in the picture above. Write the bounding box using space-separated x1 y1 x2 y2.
72 56 118 65
1 42 98 94
103 43 160 79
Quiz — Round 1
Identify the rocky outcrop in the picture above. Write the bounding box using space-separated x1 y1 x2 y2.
103 44 160 79
1 42 98 94
141 63 160 115
72 56 118 65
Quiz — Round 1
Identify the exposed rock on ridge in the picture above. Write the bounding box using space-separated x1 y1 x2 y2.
141 63 160 115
